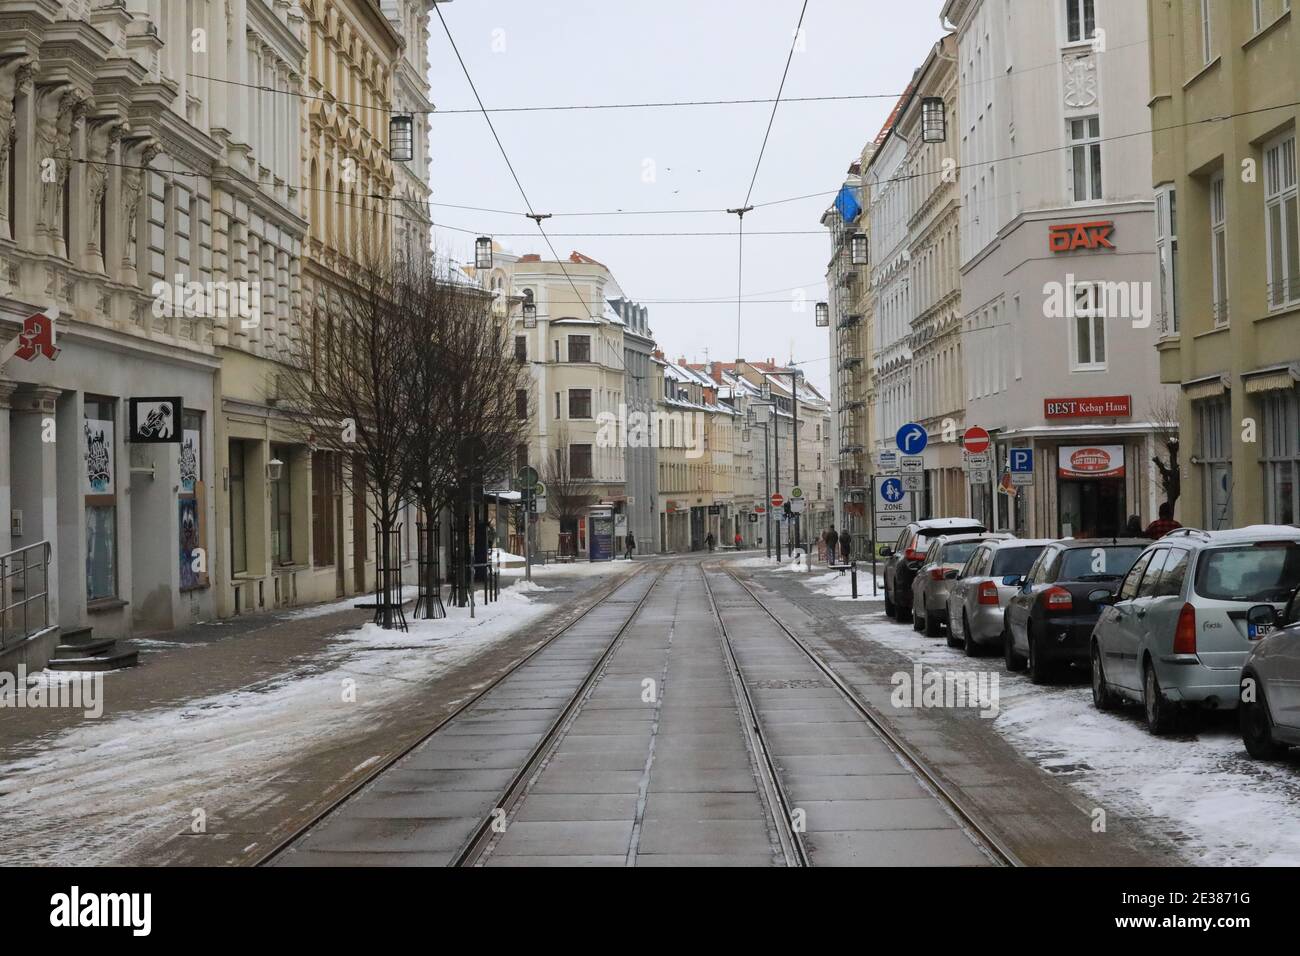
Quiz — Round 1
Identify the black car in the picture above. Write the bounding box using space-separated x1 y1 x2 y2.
881 517 986 623
1003 539 1147 683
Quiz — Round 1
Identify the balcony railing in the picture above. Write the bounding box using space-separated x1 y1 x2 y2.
1 540 52 649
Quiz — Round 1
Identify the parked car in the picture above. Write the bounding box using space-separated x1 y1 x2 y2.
946 539 1055 655
1090 526 1300 735
1004 539 1147 683
1239 586 1300 759
881 517 986 623
910 533 1010 636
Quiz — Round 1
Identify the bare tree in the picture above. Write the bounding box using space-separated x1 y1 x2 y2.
281 239 416 629
1149 393 1181 512
542 424 596 554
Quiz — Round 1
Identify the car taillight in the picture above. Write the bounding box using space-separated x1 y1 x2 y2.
906 549 927 562
929 568 945 581
1043 586 1073 612
978 581 1000 605
1174 603 1197 655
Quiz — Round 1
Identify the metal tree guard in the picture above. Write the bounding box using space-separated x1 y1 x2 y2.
372 522 408 631
414 520 445 619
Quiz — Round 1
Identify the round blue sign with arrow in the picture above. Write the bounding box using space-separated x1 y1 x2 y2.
896 422 928 455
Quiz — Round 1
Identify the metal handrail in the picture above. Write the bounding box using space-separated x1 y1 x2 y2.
1 540 53 649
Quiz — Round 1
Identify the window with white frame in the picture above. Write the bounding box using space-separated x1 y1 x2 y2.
1155 185 1179 335
1200 0 1214 64
1065 0 1096 43
1071 282 1107 370
1265 132 1299 310
1210 173 1229 325
1253 0 1265 32
1068 116 1102 203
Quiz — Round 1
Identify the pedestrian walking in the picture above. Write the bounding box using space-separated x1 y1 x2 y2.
1144 502 1183 539
1124 515 1143 537
625 531 636 560
840 533 852 564
705 531 715 553
824 527 839 564
734 531 743 550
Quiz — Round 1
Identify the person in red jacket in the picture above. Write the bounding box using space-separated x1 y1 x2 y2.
1144 501 1182 539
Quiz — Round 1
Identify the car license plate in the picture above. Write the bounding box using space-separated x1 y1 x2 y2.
1248 622 1273 640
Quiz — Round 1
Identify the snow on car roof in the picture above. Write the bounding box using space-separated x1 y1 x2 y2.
991 538 1056 550
915 517 985 530
1202 525 1300 543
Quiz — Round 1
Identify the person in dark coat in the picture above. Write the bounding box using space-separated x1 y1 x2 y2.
824 527 839 564
625 531 636 560
705 531 715 552
840 533 852 563
1124 515 1143 537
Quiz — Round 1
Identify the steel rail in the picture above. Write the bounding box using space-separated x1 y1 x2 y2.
709 561 1022 867
253 562 652 867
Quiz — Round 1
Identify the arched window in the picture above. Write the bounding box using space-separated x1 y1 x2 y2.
324 168 334 248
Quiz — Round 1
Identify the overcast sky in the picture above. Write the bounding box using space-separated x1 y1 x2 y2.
426 1 946 393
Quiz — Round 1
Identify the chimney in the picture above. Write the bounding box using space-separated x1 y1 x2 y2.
653 349 664 360
677 356 687 366
709 362 723 385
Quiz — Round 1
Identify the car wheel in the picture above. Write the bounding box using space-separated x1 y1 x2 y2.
1091 643 1117 711
1240 677 1288 760
1027 626 1052 685
925 607 942 638
963 613 981 657
1004 625 1025 672
1143 662 1176 736
884 591 895 618
912 605 925 632
894 592 911 623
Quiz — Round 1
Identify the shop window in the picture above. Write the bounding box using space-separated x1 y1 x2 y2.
229 439 248 575
179 409 208 590
270 444 293 566
83 397 118 601
1261 389 1299 526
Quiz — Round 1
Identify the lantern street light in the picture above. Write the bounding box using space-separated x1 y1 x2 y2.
815 301 830 327
475 236 494 270
389 114 414 162
851 232 868 265
522 302 537 328
921 97 947 143
266 458 285 482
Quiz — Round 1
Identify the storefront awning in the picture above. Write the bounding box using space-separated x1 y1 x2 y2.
1181 372 1230 400
1242 363 1300 395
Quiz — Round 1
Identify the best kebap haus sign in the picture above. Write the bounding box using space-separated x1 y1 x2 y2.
1058 445 1125 479
1044 395 1131 419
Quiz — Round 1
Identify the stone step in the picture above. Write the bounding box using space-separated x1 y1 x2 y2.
59 625 95 644
45 649 139 672
52 637 117 658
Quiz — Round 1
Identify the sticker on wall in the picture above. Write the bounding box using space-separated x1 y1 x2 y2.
83 419 115 495
128 397 184 444
179 497 201 589
179 428 200 493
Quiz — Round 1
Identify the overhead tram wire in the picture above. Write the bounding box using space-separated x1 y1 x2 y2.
430 2 642 379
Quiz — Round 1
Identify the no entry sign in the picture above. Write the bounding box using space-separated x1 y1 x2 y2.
963 426 991 455
770 493 784 508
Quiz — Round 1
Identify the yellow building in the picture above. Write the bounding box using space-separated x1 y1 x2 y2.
1149 0 1299 528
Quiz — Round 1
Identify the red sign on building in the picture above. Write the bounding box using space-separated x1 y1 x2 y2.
1048 220 1115 253
1044 395 1132 419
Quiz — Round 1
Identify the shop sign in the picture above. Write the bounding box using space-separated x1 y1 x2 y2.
1058 445 1125 479
1044 395 1131 419
1048 220 1115 252
128 397 184 443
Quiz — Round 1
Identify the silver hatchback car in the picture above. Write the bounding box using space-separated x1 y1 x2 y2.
946 539 1055 655
910 534 1007 637
1091 526 1300 735
1239 586 1300 759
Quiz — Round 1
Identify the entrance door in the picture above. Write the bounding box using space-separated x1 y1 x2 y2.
1058 478 1125 538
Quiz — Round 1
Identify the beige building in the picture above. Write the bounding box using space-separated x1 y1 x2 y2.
1149 0 1299 528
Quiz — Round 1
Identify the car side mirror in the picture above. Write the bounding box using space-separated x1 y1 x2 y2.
1248 604 1278 630
1002 574 1023 587
1088 588 1116 605
880 548 893 558
944 569 960 580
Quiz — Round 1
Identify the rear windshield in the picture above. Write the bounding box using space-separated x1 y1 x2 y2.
940 541 982 565
992 546 1046 577
1059 546 1145 581
916 527 982 551
1194 544 1300 603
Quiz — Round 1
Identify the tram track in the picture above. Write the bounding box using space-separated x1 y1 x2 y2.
254 562 659 867
706 560 1022 868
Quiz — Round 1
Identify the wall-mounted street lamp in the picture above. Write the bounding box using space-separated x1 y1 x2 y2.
267 458 285 482
475 236 494 270
851 232 868 265
761 379 772 401
742 427 751 443
389 114 414 162
522 302 537 328
815 301 829 327
921 97 947 143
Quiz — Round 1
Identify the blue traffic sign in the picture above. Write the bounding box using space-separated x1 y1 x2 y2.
879 477 905 503
896 422 928 455
1009 448 1034 473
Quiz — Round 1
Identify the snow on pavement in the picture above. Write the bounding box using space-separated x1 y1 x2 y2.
0 582 559 866
843 611 1300 866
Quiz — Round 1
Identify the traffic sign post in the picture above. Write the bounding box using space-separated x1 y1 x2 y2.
896 422 929 456
963 426 991 455
770 492 785 509
1010 447 1034 486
